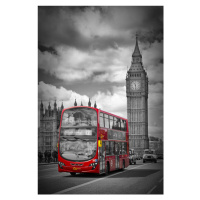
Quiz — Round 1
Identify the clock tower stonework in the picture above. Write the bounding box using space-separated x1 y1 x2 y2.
126 35 149 156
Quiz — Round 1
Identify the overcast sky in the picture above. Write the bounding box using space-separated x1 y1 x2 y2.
38 6 163 139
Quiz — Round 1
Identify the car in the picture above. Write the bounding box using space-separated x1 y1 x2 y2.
157 153 163 159
143 150 157 163
129 150 136 165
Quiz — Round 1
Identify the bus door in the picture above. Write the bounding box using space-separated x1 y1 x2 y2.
115 142 119 169
99 141 105 173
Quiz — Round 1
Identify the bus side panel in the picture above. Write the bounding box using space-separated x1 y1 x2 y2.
119 156 129 169
106 155 116 172
125 156 129 168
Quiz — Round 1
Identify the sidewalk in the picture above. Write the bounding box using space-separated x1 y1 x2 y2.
38 162 58 165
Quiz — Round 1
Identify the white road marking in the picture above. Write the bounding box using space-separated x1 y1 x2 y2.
147 177 163 194
159 177 163 182
54 163 152 194
147 185 157 194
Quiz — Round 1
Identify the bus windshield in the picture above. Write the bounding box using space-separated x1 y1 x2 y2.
59 107 97 161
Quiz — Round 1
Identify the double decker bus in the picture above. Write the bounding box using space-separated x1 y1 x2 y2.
58 106 129 175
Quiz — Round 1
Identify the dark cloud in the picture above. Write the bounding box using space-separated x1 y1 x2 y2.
38 7 88 48
38 44 57 55
136 30 163 44
38 68 63 86
38 6 163 50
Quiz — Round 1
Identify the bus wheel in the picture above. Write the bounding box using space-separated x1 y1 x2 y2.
105 162 110 175
70 172 76 176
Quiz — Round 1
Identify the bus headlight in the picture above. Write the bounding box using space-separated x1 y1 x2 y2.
58 162 65 169
89 162 98 169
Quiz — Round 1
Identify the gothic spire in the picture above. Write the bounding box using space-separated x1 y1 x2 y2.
132 33 142 58
61 102 64 110
54 100 57 109
40 100 43 109
88 98 91 107
81 101 83 106
74 99 77 106
48 102 51 110
94 101 97 108
40 100 43 117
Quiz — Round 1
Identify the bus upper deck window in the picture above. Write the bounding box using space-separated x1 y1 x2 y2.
104 114 109 128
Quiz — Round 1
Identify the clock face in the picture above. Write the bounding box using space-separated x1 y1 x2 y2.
130 81 141 90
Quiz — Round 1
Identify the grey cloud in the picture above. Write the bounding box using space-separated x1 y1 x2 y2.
38 6 163 50
38 44 57 55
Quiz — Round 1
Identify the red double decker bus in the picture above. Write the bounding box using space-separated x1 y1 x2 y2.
58 106 129 175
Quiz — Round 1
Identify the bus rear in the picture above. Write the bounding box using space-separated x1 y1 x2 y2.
58 106 99 175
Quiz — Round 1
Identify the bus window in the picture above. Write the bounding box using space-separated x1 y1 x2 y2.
106 141 109 155
121 120 126 131
121 120 125 131
122 142 127 154
61 107 97 127
113 118 121 130
119 142 122 155
110 141 114 155
109 115 113 129
122 143 125 154
104 114 109 129
124 121 127 131
113 117 117 130
117 118 121 130
115 142 119 155
100 113 104 127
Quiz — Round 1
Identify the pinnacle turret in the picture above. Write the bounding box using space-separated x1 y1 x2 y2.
48 102 51 110
61 102 64 110
74 99 77 106
40 100 43 117
94 101 97 108
40 100 43 109
54 100 57 110
88 98 91 107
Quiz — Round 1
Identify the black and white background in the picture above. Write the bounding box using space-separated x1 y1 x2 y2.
1 0 200 199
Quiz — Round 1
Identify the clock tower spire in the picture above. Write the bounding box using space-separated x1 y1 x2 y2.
126 35 149 157
132 33 141 58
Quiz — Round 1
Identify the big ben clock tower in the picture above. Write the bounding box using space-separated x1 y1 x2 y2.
126 35 149 156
